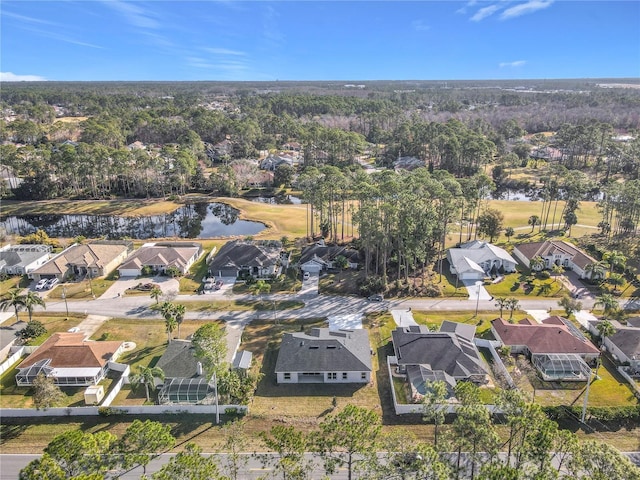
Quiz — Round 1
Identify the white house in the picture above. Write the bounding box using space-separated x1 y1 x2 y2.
513 240 597 279
15 333 125 387
447 240 517 281
275 329 371 384
604 326 640 370
0 244 51 276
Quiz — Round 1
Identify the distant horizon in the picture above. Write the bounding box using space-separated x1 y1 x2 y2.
2 1 639 82
2 77 639 84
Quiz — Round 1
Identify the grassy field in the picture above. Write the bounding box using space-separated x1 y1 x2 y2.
484 271 568 298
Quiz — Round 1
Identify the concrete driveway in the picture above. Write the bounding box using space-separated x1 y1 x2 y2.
299 272 319 295
463 279 492 301
101 276 180 299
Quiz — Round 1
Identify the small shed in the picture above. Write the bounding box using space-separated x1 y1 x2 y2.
84 385 104 405
232 350 253 370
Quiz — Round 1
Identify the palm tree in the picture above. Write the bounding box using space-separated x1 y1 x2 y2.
551 264 564 283
530 255 546 273
0 288 26 322
23 291 46 322
528 215 539 232
603 250 627 274
506 297 520 321
607 273 625 293
585 261 607 282
596 320 615 347
494 296 508 318
594 293 619 314
173 303 186 339
150 286 162 304
129 365 165 402
158 301 177 343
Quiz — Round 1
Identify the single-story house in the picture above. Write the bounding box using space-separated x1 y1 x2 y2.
275 328 372 384
391 321 489 399
118 242 203 277
260 154 295 171
491 317 600 380
0 320 26 361
30 241 132 282
15 332 125 387
513 240 597 279
156 339 217 405
447 240 517 281
299 243 360 274
208 240 289 279
0 244 51 276
604 326 640 370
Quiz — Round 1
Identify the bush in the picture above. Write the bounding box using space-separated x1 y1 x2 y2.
357 275 386 296
423 284 442 298
537 271 551 280
98 406 122 417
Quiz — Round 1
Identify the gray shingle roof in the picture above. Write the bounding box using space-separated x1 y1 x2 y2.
391 322 488 379
275 328 371 373
156 340 204 379
609 328 640 360
299 245 360 266
209 240 282 272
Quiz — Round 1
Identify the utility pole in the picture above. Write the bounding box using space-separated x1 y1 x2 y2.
474 281 481 317
581 366 594 423
62 287 69 320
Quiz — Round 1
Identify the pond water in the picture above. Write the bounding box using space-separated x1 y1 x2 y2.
248 194 303 205
0 202 265 239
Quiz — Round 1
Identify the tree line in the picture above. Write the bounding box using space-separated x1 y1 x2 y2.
19 392 640 480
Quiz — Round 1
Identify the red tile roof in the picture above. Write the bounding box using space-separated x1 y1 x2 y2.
19 333 123 369
491 317 599 355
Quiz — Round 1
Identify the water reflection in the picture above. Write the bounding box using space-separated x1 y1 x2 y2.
0 202 265 239
248 195 302 205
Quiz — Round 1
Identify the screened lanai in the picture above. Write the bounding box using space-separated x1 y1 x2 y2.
158 378 216 405
532 353 591 381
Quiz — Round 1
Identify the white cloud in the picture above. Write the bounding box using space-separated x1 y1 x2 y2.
412 20 430 32
470 4 501 22
499 60 526 68
204 47 246 56
0 72 47 81
103 0 159 29
501 0 554 20
1 11 59 26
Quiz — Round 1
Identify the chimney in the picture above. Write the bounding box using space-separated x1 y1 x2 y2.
196 362 203 376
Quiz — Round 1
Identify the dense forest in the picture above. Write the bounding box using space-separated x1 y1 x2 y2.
2 80 639 283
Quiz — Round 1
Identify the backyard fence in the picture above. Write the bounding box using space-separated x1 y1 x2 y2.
474 338 517 389
0 404 247 418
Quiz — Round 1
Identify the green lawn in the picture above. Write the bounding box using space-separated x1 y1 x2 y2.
0 275 31 295
0 364 115 409
484 271 567 298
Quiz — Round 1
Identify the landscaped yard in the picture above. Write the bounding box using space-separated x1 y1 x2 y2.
231 268 302 294
243 318 383 420
0 364 115 409
6 314 84 345
90 318 217 372
484 270 567 298
504 354 637 408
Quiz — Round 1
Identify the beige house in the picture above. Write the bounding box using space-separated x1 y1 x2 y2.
30 241 132 282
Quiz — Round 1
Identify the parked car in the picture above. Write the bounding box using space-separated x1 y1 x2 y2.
214 280 223 290
46 278 60 289
35 279 48 290
367 294 384 302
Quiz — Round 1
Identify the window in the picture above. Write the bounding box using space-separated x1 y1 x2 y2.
361 372 367 380
327 372 337 380
342 372 348 380
284 373 291 380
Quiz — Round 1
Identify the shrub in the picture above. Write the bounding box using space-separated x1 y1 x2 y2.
423 284 442 298
98 406 122 417
537 271 551 280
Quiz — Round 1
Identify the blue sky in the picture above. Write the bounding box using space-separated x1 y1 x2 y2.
1 1 639 81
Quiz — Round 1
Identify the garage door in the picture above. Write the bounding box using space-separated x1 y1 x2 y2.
215 268 238 278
